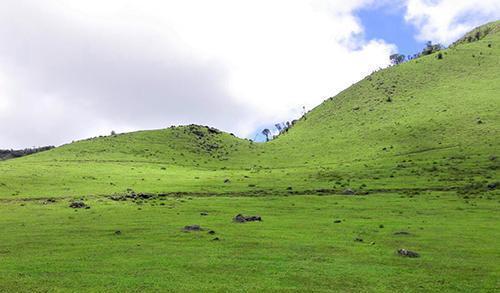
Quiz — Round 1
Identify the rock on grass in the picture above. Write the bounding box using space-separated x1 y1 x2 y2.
69 201 89 209
233 214 262 223
183 225 203 232
397 249 420 258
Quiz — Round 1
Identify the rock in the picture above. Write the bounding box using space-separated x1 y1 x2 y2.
394 231 411 235
115 230 122 235
398 249 420 258
212 237 220 241
69 201 88 209
200 212 209 216
224 179 231 184
233 214 262 223
354 238 363 242
342 188 355 195
183 225 203 232
208 230 216 235
334 220 342 223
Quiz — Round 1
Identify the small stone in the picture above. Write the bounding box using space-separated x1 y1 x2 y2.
69 201 88 209
342 189 355 195
183 225 203 232
398 249 420 258
233 214 262 223
394 231 411 235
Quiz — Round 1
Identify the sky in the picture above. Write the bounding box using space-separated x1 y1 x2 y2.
0 0 499 148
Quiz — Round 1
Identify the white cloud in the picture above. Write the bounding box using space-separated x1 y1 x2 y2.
0 73 10 115
405 0 500 44
0 0 396 148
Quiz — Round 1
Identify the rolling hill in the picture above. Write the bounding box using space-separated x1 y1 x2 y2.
1 21 498 198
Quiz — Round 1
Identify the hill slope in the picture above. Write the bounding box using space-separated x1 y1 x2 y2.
1 22 499 198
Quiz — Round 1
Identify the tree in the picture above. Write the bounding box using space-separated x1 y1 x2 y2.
421 41 443 56
111 130 116 136
390 53 405 65
274 123 282 133
261 128 271 142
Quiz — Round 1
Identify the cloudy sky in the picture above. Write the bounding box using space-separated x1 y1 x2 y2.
1 0 499 148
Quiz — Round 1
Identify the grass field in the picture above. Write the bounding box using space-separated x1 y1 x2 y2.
0 21 499 292
0 192 498 292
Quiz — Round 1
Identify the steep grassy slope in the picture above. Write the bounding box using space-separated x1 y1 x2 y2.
0 22 499 197
263 21 500 190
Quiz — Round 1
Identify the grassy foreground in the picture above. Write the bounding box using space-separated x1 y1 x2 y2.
0 192 498 292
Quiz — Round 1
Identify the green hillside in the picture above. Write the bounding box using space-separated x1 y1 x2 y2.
1 21 499 198
0 22 499 293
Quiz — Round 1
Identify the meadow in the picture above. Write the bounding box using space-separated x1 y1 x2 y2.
0 21 499 292
0 192 498 292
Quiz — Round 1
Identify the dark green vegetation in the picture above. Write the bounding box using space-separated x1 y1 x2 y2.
0 22 499 292
0 146 54 161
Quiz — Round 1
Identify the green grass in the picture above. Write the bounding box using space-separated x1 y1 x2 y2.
0 21 499 292
0 192 498 292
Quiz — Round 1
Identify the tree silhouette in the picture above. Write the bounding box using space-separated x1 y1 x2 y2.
261 128 271 142
390 53 405 65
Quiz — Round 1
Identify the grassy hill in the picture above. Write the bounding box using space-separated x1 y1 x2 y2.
0 22 499 292
1 21 498 198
